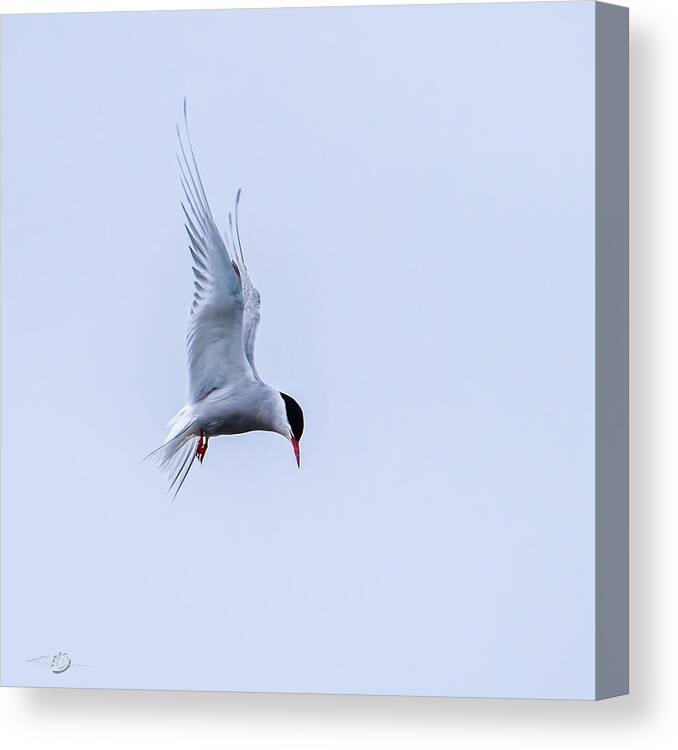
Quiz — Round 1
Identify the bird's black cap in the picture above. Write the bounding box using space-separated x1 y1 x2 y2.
280 392 304 442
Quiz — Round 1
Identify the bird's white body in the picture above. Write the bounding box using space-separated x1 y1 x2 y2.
149 103 303 496
171 382 290 440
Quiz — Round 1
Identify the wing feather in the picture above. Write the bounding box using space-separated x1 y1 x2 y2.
177 101 253 402
228 190 262 382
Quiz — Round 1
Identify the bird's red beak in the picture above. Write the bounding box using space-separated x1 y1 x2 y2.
291 437 300 467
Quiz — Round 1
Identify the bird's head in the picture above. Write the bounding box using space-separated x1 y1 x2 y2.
278 392 304 467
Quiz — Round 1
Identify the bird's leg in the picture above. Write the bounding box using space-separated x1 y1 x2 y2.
197 430 204 463
196 430 209 464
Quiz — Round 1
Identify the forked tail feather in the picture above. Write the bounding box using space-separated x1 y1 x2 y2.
144 408 199 500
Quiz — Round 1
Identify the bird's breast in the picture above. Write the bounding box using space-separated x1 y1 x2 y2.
193 386 274 437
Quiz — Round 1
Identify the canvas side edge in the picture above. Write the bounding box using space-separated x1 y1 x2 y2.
594 0 629 701
0 12 6 689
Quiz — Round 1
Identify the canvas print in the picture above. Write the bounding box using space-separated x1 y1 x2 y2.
0 2 628 699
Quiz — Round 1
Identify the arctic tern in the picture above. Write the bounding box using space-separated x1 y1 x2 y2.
149 103 304 497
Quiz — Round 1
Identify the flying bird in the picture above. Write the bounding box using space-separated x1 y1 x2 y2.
148 102 304 497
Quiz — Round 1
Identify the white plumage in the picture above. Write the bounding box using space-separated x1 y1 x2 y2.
147 101 304 498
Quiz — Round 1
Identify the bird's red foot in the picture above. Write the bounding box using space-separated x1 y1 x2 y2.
196 430 209 464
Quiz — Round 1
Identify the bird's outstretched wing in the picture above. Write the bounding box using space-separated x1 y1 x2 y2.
177 102 253 402
228 190 262 382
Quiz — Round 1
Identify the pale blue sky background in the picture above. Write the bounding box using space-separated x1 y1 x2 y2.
1 2 596 697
